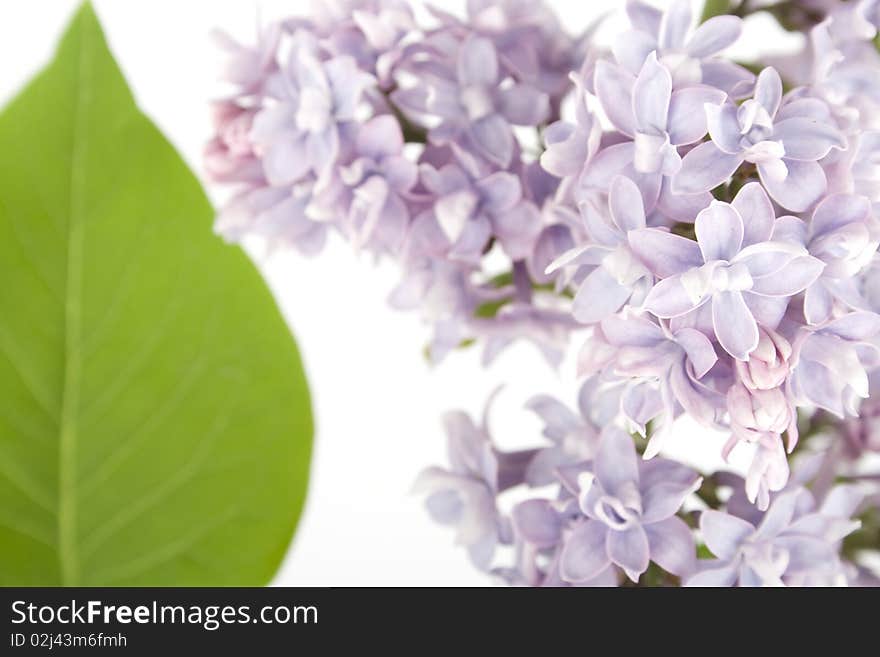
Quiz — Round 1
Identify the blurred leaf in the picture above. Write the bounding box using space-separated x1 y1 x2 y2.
0 3 312 585
701 0 732 21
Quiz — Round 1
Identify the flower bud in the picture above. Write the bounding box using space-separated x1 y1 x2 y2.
736 327 792 390
204 102 262 184
727 383 792 439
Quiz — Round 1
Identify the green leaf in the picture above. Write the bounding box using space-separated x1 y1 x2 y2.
701 0 732 22
0 3 312 585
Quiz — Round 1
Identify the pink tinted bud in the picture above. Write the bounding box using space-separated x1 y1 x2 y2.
728 383 792 438
736 327 792 391
204 102 263 183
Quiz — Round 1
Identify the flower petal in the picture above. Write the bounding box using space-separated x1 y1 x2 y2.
457 36 498 86
713 290 759 360
612 29 657 75
656 179 713 222
659 0 692 50
668 86 727 146
673 141 743 194
732 182 775 246
595 427 640 495
356 114 404 159
492 202 541 259
810 193 872 239
642 477 701 523
686 15 742 57
754 67 782 117
512 499 562 548
753 489 799 540
669 360 720 423
695 200 744 262
804 283 834 325
541 122 586 178
644 276 701 317
476 171 521 214
610 175 647 232
700 60 755 98
773 118 845 161
499 84 550 126
601 314 665 347
560 521 611 583
435 190 478 242
758 158 826 212
700 510 754 560
468 114 514 167
684 561 738 586
820 483 866 518
750 256 824 297
573 267 633 324
262 134 310 186
775 535 838 575
628 228 704 277
705 101 743 154
607 525 650 581
595 60 636 137
674 327 718 378
582 143 663 212
632 52 671 133
644 516 697 576
626 0 663 36
824 311 880 340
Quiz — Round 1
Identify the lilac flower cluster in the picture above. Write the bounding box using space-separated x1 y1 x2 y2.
206 0 880 586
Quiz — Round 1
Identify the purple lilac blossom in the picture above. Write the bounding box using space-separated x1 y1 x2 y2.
630 188 825 360
675 67 847 211
584 52 724 220
547 176 653 323
772 193 878 324
337 115 418 254
391 33 550 167
413 403 536 570
579 312 723 458
616 0 753 93
687 485 863 586
205 0 880 587
553 427 701 583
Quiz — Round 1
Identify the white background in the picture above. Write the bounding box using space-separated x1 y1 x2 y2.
0 1 797 585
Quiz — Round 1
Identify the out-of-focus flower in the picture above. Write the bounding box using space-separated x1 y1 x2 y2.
392 34 550 167
212 23 281 96
843 371 880 455
547 176 653 323
414 157 540 263
524 379 603 485
338 115 418 254
204 102 264 184
540 64 602 182
413 405 536 569
250 40 374 187
616 0 753 93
